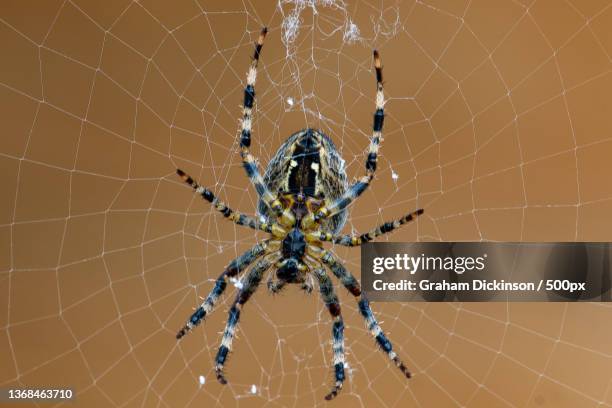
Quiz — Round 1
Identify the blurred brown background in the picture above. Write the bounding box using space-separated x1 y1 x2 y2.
2 0 612 407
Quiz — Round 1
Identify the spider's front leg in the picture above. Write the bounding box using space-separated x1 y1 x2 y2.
312 268 346 400
215 254 278 384
309 246 412 380
176 240 273 339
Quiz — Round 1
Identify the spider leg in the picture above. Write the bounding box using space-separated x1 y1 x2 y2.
315 209 424 247
176 169 284 235
313 248 412 379
313 268 345 400
357 296 412 378
303 51 385 228
238 29 279 209
215 254 276 384
237 28 296 226
176 241 270 339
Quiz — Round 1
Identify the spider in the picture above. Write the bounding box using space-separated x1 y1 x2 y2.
175 27 424 400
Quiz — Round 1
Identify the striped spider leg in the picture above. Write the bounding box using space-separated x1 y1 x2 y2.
306 245 412 400
214 252 281 383
176 240 279 340
302 50 387 230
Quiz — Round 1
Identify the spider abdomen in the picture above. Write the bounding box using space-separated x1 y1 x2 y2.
260 128 348 233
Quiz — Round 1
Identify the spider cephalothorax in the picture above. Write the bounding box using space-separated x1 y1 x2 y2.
175 27 424 401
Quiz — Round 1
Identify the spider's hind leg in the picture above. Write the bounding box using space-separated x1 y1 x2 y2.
302 51 386 228
237 27 295 226
238 29 281 210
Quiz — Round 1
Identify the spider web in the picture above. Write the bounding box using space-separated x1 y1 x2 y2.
2 0 612 407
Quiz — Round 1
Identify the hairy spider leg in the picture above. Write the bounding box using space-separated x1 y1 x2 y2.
314 209 425 247
215 255 277 384
237 27 295 228
315 249 412 380
313 268 345 400
303 50 385 229
176 169 284 235
176 241 270 339
358 297 412 379
318 249 362 297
